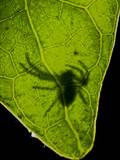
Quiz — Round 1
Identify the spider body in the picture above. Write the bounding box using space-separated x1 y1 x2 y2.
58 70 77 106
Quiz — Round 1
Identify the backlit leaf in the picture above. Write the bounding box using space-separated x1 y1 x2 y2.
0 0 120 159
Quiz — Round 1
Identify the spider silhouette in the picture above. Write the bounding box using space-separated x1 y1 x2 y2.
20 53 89 116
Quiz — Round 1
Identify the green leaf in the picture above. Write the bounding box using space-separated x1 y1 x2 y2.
0 0 119 159
118 0 120 8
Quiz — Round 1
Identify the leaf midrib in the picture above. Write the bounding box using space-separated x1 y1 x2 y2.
24 0 83 154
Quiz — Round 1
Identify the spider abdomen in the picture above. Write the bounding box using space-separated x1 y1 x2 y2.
63 85 77 106
58 70 77 106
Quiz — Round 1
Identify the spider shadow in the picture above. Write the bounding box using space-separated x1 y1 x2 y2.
19 53 90 116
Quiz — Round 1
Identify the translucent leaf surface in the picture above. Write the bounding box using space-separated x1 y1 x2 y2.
0 0 120 159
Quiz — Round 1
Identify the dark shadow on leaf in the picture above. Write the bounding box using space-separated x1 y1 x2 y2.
19 52 54 81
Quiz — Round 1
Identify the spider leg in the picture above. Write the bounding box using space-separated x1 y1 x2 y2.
33 86 57 90
78 90 88 105
78 60 88 73
66 64 84 76
20 53 54 81
66 64 89 85
78 60 89 83
68 60 89 86
76 72 89 86
43 97 58 117
25 52 44 76
19 62 38 76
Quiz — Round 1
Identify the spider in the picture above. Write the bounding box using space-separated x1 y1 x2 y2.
20 53 89 116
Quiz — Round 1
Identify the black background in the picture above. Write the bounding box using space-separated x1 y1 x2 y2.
0 18 120 160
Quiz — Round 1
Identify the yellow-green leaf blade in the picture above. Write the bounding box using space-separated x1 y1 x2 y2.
0 0 120 159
